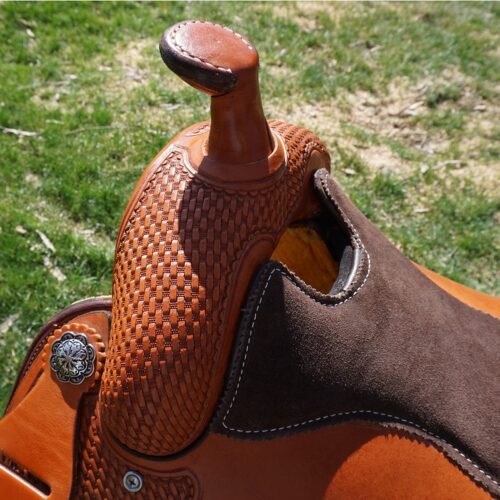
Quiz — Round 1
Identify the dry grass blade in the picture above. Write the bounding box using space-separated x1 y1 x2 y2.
0 314 20 337
1 126 38 138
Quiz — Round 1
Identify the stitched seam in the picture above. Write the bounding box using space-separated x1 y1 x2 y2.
220 274 498 492
204 136 327 428
222 260 371 427
222 260 370 432
170 22 231 72
319 172 363 248
197 130 325 416
223 407 498 488
221 172 497 488
322 170 498 325
320 171 499 326
222 173 372 430
170 21 254 73
222 25 254 52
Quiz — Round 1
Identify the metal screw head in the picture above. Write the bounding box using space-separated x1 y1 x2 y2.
123 470 143 493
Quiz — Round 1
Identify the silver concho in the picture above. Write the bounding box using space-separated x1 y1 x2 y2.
49 332 96 384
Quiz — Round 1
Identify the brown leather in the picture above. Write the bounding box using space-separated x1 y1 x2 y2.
99 120 329 457
73 415 492 499
214 169 500 495
0 464 46 499
73 396 199 499
3 267 496 500
324 429 492 500
100 23 331 457
416 264 500 319
160 20 273 166
5 297 112 414
2 363 493 500
3 268 496 499
194 426 491 500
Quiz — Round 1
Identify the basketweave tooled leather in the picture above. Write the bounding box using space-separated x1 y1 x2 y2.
2 287 497 499
72 396 200 499
4 297 112 415
99 120 328 456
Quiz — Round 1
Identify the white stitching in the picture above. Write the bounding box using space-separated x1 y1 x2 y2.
221 268 498 489
224 407 499 487
222 255 371 429
170 21 232 73
170 20 254 74
323 170 500 324
220 258 367 433
221 172 498 489
222 171 373 430
222 25 254 52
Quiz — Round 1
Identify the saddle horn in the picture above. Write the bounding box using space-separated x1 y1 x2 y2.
98 20 330 456
159 20 274 166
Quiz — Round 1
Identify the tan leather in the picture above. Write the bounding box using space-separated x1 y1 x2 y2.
87 423 489 499
272 226 339 293
416 264 500 319
3 245 497 499
0 312 108 499
1 19 498 500
99 120 330 457
324 429 492 500
2 377 492 499
6 311 109 413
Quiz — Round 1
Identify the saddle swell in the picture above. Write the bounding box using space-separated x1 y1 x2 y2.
99 120 329 456
98 20 330 457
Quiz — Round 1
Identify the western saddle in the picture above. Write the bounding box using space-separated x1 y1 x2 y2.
1 20 499 500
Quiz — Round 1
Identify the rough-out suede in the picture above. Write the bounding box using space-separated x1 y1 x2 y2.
213 169 500 497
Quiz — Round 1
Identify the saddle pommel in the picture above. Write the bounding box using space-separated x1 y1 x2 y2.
98 20 330 457
160 20 273 168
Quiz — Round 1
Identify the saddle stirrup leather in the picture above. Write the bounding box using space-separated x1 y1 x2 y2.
1 20 499 500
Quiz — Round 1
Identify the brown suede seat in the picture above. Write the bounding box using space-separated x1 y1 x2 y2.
214 169 500 497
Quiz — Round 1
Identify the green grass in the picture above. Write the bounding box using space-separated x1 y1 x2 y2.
0 1 499 412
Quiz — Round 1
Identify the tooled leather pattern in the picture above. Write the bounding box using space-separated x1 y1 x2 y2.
72 396 199 499
99 121 327 456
